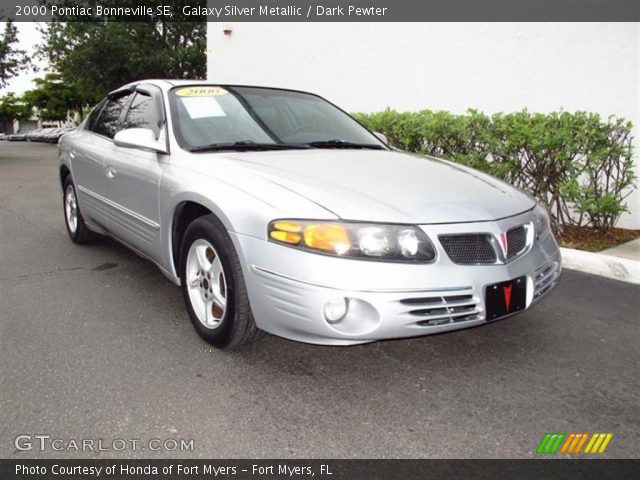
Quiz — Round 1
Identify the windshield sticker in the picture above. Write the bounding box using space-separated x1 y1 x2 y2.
181 96 226 119
175 87 228 97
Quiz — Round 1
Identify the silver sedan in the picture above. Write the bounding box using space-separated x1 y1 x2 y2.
58 80 561 348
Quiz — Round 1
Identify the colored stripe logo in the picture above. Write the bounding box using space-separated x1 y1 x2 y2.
537 433 565 454
583 433 614 453
537 433 613 454
560 433 589 454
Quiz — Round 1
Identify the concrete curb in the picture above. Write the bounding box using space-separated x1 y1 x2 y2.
560 247 640 285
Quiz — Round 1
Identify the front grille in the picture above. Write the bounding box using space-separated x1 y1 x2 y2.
400 293 481 326
439 234 496 264
506 225 527 259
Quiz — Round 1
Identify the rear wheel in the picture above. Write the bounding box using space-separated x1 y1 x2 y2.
180 214 264 349
63 176 93 244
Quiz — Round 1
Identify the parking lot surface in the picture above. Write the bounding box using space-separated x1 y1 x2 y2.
1 142 638 458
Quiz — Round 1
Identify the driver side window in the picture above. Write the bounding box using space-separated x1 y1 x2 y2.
85 100 105 131
91 93 132 139
121 92 160 138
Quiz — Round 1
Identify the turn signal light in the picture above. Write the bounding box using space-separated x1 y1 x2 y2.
269 230 302 244
303 224 351 254
272 221 302 233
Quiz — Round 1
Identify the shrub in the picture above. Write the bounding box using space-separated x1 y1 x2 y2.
354 109 636 232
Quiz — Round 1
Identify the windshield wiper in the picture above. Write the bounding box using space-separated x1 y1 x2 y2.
188 141 310 153
306 140 385 150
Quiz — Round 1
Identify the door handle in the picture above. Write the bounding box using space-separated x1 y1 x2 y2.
106 166 117 179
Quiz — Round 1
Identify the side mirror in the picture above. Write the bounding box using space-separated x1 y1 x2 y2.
373 131 388 144
114 128 166 154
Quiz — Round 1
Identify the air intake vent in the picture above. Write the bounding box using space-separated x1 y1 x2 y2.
439 234 497 264
506 225 527 259
535 254 561 298
400 294 480 326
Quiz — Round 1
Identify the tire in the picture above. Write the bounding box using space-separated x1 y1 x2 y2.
179 214 264 349
62 176 93 244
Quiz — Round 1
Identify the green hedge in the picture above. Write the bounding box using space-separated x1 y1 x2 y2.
353 109 636 232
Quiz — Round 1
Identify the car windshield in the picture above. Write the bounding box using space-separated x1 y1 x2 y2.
169 85 385 152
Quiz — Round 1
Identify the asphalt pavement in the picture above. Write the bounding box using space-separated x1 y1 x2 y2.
1 141 638 459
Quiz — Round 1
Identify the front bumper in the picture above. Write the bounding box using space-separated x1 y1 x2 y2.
232 210 562 345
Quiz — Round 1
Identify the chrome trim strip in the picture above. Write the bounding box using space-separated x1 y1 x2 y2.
418 205 536 225
77 185 160 230
251 264 472 293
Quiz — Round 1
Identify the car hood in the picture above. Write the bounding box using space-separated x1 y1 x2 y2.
217 149 535 224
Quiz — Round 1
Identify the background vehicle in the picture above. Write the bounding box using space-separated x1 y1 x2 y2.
26 127 53 142
33 128 56 142
58 80 561 349
41 127 60 142
7 131 29 141
26 128 48 141
47 127 75 143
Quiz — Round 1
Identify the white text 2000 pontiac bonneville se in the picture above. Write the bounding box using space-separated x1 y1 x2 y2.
59 80 561 348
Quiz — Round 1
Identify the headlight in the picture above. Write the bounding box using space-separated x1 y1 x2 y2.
532 204 551 238
268 220 436 263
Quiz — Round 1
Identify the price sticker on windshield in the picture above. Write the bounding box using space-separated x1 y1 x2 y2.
181 97 226 119
175 87 229 97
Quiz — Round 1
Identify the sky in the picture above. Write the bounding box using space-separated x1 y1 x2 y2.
0 22 46 96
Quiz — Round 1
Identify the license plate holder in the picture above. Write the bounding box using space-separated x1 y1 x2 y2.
485 276 527 321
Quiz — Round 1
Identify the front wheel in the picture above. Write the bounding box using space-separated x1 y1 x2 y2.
179 214 264 349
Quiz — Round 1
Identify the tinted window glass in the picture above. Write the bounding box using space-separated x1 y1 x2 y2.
169 86 384 151
85 100 105 131
92 94 131 138
122 92 159 137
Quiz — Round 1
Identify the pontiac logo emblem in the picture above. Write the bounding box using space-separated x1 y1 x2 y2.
503 284 513 311
498 232 509 257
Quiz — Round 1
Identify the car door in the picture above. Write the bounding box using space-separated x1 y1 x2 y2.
100 86 167 260
68 109 102 227
73 92 133 230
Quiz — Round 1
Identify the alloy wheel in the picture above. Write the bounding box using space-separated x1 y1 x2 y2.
64 184 78 234
186 239 228 329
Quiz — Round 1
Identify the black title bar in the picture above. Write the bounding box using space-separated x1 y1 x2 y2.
1 0 639 21
1 459 640 480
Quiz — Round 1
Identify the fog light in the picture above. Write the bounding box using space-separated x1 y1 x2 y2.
324 298 349 324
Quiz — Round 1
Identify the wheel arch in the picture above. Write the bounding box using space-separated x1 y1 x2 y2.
169 196 237 279
59 164 71 190
172 201 209 275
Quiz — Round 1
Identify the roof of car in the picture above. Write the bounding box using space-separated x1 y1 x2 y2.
111 79 314 96
114 79 210 93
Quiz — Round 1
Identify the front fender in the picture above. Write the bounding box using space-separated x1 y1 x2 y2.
158 161 336 280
